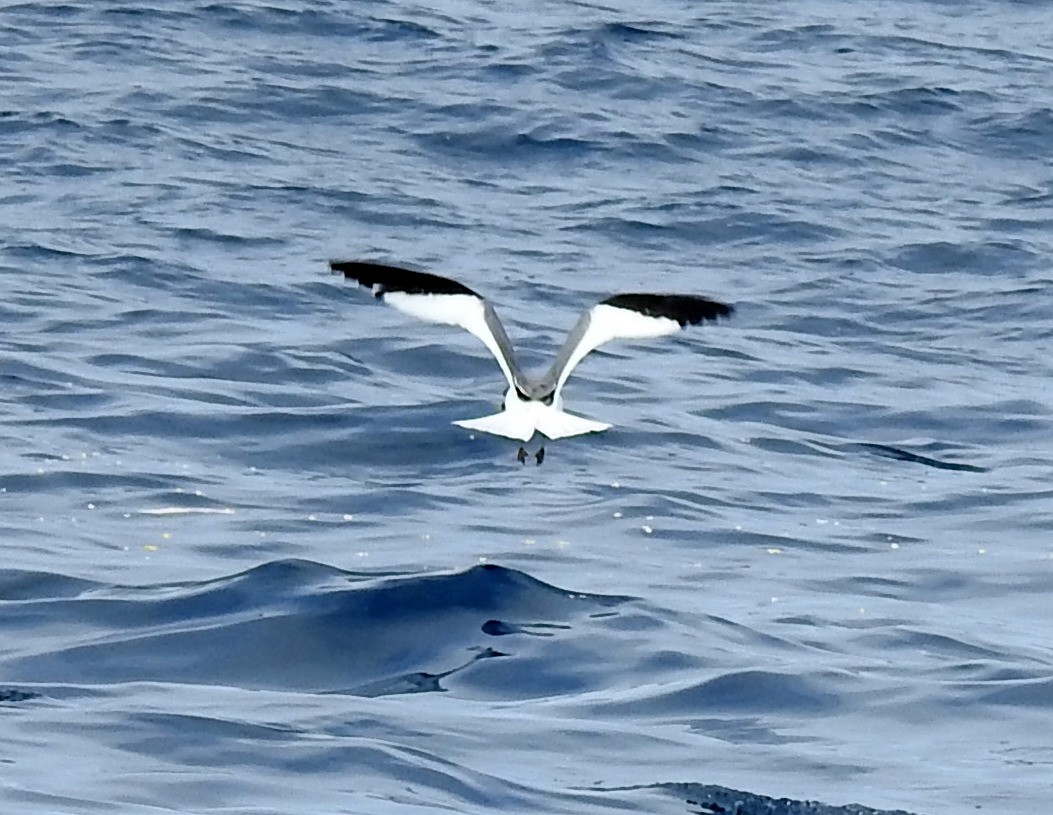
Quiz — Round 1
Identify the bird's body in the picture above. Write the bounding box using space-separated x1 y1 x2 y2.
330 260 732 443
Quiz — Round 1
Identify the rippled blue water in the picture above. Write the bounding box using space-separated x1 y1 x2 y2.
3 2 1052 813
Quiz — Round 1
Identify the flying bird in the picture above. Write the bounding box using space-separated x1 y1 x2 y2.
330 260 732 448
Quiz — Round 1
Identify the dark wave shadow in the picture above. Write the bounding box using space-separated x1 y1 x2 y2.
0 561 630 697
852 442 988 472
659 782 918 815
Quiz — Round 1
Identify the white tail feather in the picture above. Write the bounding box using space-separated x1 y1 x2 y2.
533 409 611 440
453 412 535 442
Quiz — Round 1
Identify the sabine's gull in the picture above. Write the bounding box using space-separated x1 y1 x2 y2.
330 260 732 449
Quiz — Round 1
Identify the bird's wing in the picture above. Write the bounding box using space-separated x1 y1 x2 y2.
540 293 733 399
330 260 523 392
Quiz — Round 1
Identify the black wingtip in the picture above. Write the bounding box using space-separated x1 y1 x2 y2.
329 260 480 298
602 293 733 326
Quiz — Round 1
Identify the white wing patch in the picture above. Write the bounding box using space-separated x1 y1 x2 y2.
382 291 516 389
383 290 482 327
591 302 682 340
554 302 681 397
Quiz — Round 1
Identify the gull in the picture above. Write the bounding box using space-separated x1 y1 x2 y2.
330 260 732 449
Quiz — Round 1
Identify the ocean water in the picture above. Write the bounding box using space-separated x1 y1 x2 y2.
2 1 1052 813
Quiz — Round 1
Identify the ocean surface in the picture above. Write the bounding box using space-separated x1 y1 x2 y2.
2 2 1052 813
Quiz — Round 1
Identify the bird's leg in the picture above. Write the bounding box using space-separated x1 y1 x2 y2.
516 447 528 464
535 447 545 466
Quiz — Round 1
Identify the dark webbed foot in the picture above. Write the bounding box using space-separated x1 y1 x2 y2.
516 447 546 464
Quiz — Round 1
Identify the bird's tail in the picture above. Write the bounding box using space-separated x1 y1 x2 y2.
534 409 611 440
453 411 534 442
453 407 611 441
